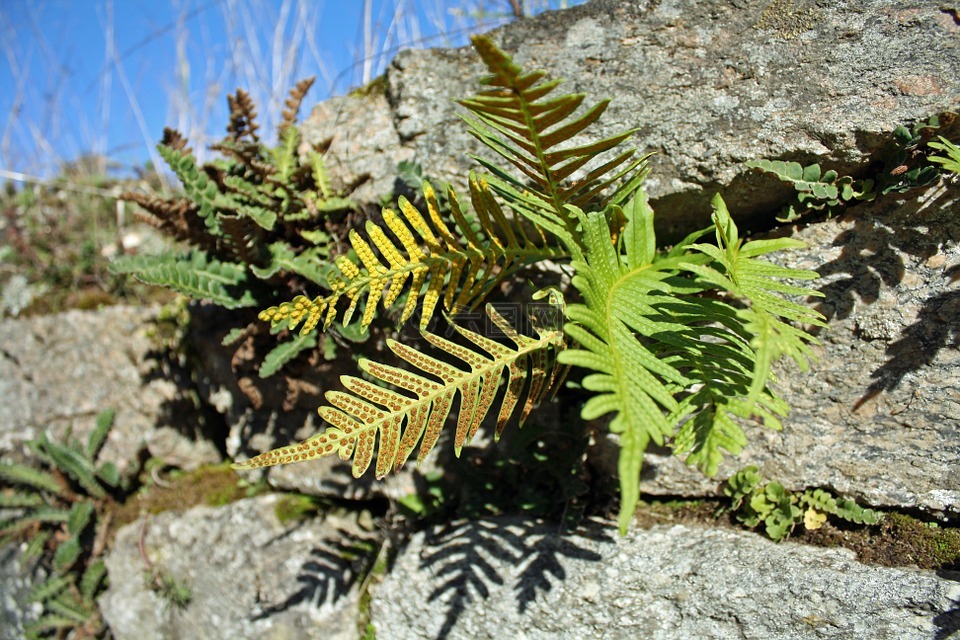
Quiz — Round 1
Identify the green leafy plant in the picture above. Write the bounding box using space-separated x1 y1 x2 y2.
722 466 882 541
744 159 876 222
929 136 960 176
231 36 826 534
748 111 959 222
0 409 120 638
110 78 359 378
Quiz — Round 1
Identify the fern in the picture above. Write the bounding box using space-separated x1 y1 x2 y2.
258 331 318 379
259 178 563 334
745 159 874 222
110 251 256 310
113 79 359 378
724 467 882 541
234 304 565 477
460 35 647 252
234 36 825 534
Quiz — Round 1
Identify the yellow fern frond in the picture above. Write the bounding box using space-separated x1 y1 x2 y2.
233 304 566 477
258 180 563 334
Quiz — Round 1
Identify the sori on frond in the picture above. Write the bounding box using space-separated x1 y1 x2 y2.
233 303 566 478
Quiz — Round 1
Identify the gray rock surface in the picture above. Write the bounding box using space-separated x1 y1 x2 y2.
371 517 960 640
304 0 960 238
629 185 960 516
0 306 220 475
99 494 371 640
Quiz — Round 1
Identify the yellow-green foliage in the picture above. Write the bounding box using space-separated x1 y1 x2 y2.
259 177 562 334
235 304 566 477
724 466 882 541
236 36 827 534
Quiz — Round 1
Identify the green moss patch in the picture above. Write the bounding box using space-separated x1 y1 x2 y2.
109 463 263 536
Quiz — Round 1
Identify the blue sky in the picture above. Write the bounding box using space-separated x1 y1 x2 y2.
0 1 577 179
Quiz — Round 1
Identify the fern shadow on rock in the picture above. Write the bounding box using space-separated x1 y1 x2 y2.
807 188 960 397
856 273 960 409
417 518 609 639
142 338 232 461
252 526 378 620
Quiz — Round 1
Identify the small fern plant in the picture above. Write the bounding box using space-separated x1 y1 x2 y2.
723 466 882 541
110 78 359 377
233 35 825 533
747 111 959 222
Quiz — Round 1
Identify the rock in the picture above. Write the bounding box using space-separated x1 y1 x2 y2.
99 494 373 640
370 517 960 640
303 0 960 239
0 306 220 476
630 185 960 517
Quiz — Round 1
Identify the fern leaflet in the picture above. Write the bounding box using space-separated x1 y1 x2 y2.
233 305 565 477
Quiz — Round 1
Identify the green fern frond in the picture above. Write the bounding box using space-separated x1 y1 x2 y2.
157 144 229 234
249 242 332 285
233 304 565 477
259 179 561 334
258 331 318 379
745 159 874 221
460 35 646 247
929 136 960 175
686 194 825 377
559 199 696 533
109 251 256 309
558 190 823 532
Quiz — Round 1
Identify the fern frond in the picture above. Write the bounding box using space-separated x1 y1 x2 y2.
558 190 823 532
249 242 331 285
233 304 565 477
745 159 874 221
278 77 315 138
258 331 317 379
110 252 256 309
226 88 260 143
687 194 825 377
459 35 646 247
259 179 562 334
156 144 232 235
558 201 694 533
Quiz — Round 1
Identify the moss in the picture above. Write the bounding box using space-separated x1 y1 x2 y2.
109 463 263 536
273 494 323 524
754 0 821 39
348 74 387 99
